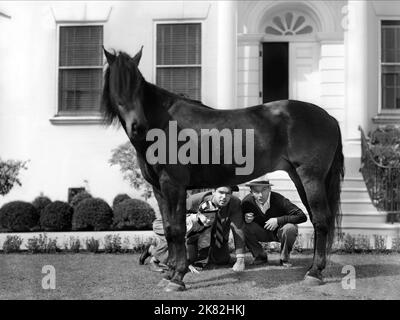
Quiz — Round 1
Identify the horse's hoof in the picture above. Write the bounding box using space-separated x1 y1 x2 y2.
164 281 186 292
303 275 324 286
157 278 171 287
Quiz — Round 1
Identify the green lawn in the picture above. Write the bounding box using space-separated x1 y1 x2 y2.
1 252 399 299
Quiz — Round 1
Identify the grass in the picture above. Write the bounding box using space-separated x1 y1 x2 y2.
1 252 400 299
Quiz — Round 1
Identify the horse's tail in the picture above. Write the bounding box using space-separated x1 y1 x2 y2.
325 121 345 252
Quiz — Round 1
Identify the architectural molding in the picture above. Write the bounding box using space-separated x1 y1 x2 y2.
153 2 211 21
50 3 112 22
241 1 338 35
49 116 104 125
0 11 11 19
316 32 344 42
372 114 400 125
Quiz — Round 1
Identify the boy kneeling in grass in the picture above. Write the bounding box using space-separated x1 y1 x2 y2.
139 200 218 273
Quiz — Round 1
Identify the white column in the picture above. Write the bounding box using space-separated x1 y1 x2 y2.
345 0 369 150
216 1 237 109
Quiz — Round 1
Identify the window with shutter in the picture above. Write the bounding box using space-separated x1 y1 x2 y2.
156 23 201 101
58 25 103 115
381 20 400 111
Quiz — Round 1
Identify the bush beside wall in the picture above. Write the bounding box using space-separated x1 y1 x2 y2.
72 198 113 231
0 201 39 232
113 198 156 230
40 201 73 231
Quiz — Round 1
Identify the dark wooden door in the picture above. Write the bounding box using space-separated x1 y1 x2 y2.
262 42 289 103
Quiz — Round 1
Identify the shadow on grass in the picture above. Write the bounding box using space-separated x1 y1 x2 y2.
185 255 400 291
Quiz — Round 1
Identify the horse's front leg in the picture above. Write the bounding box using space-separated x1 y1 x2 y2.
154 174 188 292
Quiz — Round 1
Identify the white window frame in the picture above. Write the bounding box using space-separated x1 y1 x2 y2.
378 17 400 114
153 20 203 101
53 22 105 120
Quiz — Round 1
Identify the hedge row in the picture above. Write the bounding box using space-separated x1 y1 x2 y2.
2 234 155 254
0 192 156 232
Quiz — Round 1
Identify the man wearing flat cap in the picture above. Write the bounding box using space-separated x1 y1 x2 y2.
241 179 307 267
186 185 246 272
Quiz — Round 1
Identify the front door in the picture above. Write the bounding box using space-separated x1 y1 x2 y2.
262 42 288 103
262 41 319 104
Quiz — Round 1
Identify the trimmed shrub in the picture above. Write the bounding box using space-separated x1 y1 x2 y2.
85 237 100 253
121 237 131 253
65 237 80 253
374 235 387 252
392 237 400 252
112 193 131 209
0 201 39 232
343 234 356 253
26 234 59 253
104 234 122 253
355 235 372 253
40 201 73 231
130 235 156 253
32 195 52 214
72 198 113 231
113 198 156 230
2 235 23 253
70 190 92 208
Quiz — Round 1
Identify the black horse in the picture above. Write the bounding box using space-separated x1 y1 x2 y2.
101 47 344 292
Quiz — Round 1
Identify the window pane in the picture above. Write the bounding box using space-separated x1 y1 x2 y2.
157 24 201 65
59 69 103 112
156 67 201 100
382 21 400 63
60 26 103 66
382 65 400 110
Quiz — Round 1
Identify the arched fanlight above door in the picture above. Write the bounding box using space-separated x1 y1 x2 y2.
264 11 316 36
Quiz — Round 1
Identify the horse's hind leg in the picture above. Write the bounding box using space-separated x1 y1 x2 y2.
287 166 312 216
296 167 330 285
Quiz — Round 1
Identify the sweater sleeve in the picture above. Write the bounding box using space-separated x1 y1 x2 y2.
275 193 308 226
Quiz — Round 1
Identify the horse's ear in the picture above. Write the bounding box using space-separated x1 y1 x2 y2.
132 46 143 66
103 46 116 65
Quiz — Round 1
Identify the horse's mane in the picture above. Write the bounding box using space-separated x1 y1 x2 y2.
101 65 118 126
101 50 214 126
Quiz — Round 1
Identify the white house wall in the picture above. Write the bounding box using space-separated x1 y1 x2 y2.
0 1 222 207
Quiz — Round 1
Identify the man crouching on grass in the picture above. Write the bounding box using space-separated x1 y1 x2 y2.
242 179 307 267
140 185 246 273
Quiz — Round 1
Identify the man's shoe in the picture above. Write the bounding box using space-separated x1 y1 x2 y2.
252 255 268 265
280 260 293 268
149 260 164 273
139 244 151 265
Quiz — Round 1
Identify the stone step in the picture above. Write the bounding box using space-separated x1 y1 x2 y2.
239 176 367 190
298 222 400 237
287 198 378 212
238 187 371 201
298 212 387 228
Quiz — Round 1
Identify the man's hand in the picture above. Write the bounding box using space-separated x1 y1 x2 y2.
232 255 245 272
244 212 255 224
264 218 278 231
188 264 200 274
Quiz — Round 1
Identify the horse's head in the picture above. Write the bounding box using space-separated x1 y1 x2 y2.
101 46 148 141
